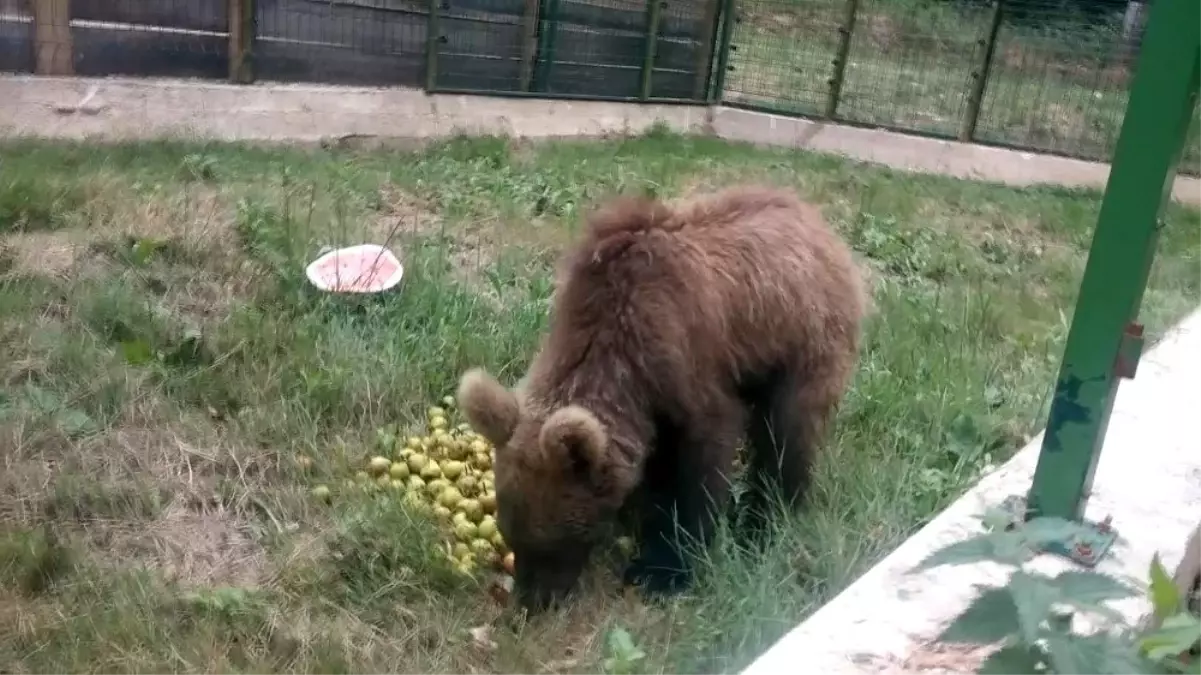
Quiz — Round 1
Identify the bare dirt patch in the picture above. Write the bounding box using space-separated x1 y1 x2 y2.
96 504 266 588
2 182 243 281
1 389 273 589
374 184 493 288
374 183 565 309
1 231 80 279
374 183 443 244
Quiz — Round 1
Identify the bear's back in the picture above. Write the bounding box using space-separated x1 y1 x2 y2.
539 185 864 397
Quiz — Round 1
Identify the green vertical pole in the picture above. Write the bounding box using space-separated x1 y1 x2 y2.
824 0 858 119
518 0 541 92
228 0 256 84
710 0 736 102
959 0 1003 142
692 0 723 101
425 0 441 92
640 0 665 101
533 0 561 92
1024 0 1200 523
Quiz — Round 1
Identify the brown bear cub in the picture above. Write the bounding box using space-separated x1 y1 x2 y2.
457 185 866 612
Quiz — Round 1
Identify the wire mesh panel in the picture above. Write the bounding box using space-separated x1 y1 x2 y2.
1181 107 1201 176
0 0 33 73
529 0 715 100
430 0 526 92
837 0 989 138
974 0 1135 162
256 0 427 86
721 0 843 114
1176 102 1201 176
70 0 228 79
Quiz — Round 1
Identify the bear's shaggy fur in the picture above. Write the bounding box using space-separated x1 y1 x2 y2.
458 185 866 611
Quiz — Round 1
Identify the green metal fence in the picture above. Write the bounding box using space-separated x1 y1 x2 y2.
2 0 1197 171
718 0 1201 173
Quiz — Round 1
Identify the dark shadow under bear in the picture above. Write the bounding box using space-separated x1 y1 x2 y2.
458 185 867 612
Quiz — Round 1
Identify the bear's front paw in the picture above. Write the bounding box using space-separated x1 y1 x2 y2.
623 557 692 598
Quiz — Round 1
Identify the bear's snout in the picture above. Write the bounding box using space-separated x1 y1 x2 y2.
512 546 591 613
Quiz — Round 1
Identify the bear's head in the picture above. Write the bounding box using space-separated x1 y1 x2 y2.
456 367 629 612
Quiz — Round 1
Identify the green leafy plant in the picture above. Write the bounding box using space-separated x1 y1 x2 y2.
1139 554 1201 673
913 510 1200 674
907 506 1152 667
602 626 647 675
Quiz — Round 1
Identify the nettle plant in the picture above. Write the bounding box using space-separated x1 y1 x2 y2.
912 510 1201 674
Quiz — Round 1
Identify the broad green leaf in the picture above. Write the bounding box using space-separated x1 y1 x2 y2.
981 507 1016 533
1076 629 1157 672
606 626 644 660
1141 612 1201 662
910 534 998 573
130 237 164 266
1149 554 1183 620
1010 571 1060 645
977 644 1042 674
23 383 60 413
1053 570 1141 605
1045 632 1160 674
992 530 1038 565
1021 517 1082 548
938 587 1020 644
57 408 96 438
164 329 206 368
1042 629 1104 672
120 338 155 365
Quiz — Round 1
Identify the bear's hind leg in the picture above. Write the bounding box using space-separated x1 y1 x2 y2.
742 365 840 541
624 408 740 598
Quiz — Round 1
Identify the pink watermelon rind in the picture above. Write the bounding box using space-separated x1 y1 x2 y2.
305 244 405 294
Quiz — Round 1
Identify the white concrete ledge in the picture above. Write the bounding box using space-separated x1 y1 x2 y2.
742 307 1201 675
1 75 1198 206
0 75 710 143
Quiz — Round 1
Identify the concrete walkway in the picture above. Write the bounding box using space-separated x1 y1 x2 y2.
742 307 1201 674
1 75 1199 206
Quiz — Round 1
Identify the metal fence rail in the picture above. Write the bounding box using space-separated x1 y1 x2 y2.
721 0 1200 173
0 0 1196 173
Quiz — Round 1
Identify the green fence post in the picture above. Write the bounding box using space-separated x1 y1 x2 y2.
533 0 562 92
518 0 541 92
693 0 723 101
1023 0 1199 536
710 0 737 102
228 0 256 84
640 0 665 100
959 0 1003 142
425 0 442 92
824 0 859 119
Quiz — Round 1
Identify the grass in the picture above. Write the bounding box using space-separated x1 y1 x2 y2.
0 128 1198 673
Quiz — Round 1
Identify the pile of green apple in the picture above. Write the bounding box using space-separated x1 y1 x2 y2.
310 396 514 577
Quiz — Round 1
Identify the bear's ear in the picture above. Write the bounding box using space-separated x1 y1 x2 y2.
539 405 607 482
457 368 520 446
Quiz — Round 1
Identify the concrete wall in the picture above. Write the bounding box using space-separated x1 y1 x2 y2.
1 74 1198 207
0 75 710 144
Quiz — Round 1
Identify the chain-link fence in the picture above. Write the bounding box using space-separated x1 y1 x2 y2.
0 0 719 97
255 0 426 86
723 0 1200 172
0 0 1196 171
0 0 230 78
